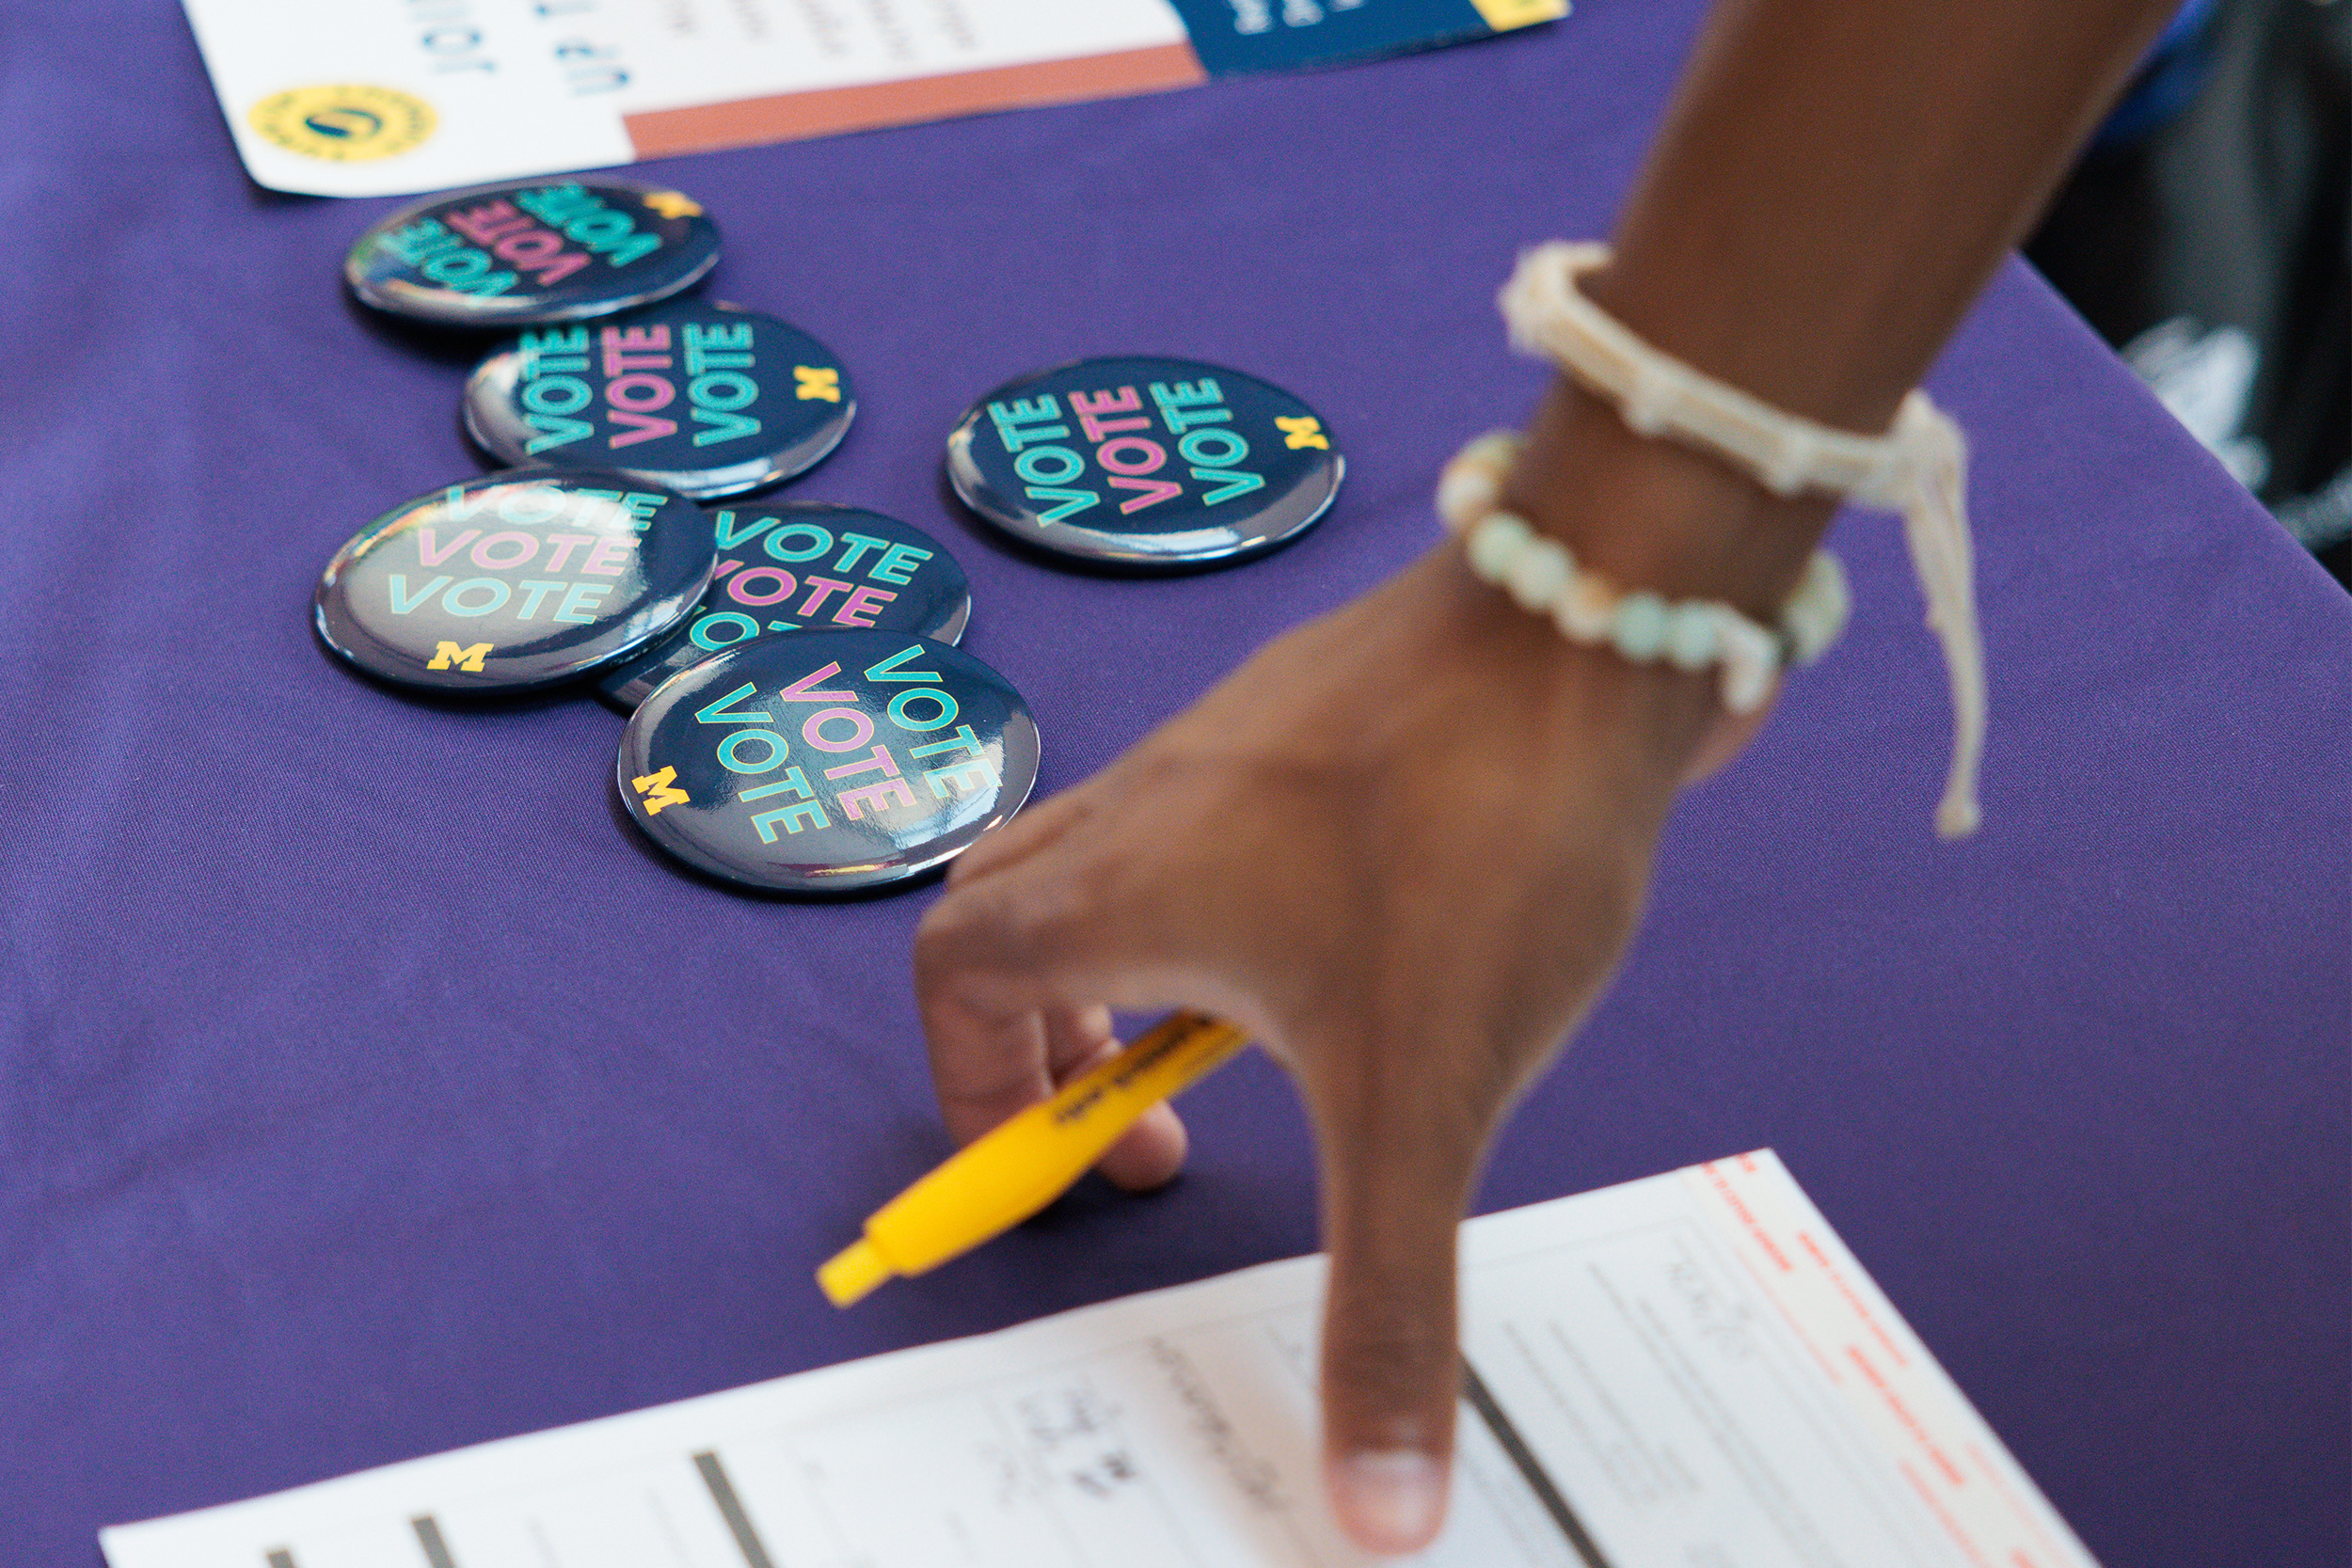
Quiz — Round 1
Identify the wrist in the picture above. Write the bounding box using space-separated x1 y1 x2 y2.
1405 370 1835 786
1397 544 1738 796
1502 373 1838 625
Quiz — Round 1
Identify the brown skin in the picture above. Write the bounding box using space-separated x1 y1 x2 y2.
915 0 2179 1552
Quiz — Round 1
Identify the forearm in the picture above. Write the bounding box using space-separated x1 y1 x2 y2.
1508 0 2180 617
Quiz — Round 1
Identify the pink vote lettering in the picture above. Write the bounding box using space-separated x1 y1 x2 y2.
1096 437 1168 474
441 199 590 287
541 532 596 572
581 535 632 576
1073 385 1180 514
415 528 481 565
825 742 914 819
795 577 853 617
831 584 898 627
776 661 856 704
803 707 875 752
725 566 798 606
469 531 537 569
1070 386 1150 444
601 324 678 447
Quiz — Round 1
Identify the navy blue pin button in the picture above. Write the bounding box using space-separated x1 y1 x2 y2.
315 471 714 691
346 179 720 328
946 356 1343 569
597 502 972 710
618 631 1039 893
464 299 854 498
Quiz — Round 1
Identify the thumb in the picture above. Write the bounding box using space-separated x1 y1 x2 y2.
1311 1065 1484 1556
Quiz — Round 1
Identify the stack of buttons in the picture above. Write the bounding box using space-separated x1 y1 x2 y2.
597 502 971 711
323 178 1035 895
326 186 1351 896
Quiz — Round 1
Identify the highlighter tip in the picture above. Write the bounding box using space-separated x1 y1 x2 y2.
818 1237 893 1307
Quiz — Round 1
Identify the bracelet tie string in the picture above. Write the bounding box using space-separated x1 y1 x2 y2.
1497 242 1986 838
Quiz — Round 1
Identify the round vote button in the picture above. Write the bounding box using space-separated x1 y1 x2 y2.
597 502 972 710
618 631 1039 893
463 299 854 499
345 179 720 328
315 471 714 692
946 356 1343 569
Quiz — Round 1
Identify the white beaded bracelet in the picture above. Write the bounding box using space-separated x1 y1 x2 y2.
1438 429 1849 717
1446 242 1988 839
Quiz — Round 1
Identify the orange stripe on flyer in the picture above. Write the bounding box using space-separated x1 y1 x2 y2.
624 43 1209 158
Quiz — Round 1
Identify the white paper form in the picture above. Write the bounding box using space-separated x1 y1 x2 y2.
102 1152 2102 1568
180 0 1562 197
182 0 1195 198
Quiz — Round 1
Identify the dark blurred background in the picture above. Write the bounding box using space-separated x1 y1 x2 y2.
2028 0 2349 587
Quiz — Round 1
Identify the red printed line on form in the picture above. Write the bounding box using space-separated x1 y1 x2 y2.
1900 1460 1994 1567
1702 1161 1794 1272
1798 1229 1910 1368
1847 1344 1967 1485
1698 1164 1843 1384
1968 1440 2074 1568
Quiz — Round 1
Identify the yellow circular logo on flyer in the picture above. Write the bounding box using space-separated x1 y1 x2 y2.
248 85 436 163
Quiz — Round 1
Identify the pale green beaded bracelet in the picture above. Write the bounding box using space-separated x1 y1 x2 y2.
1438 429 1849 716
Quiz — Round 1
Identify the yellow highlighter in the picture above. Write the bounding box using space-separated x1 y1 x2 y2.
818 1012 1251 1307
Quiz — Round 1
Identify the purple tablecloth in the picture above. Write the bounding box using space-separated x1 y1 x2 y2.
5 4 2346 1564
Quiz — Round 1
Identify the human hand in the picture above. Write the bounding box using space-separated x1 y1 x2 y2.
914 454 1765 1549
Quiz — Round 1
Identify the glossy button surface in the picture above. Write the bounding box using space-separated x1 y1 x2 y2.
315 471 713 691
946 356 1343 568
346 179 719 327
464 300 854 498
619 631 1038 893
597 502 971 710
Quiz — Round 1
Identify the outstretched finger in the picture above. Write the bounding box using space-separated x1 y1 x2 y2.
1305 1037 1489 1555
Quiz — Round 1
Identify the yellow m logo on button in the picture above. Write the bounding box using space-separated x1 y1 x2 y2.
428 641 493 672
1276 416 1329 450
632 766 691 816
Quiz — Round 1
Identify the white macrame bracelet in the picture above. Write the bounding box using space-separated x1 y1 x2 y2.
1486 241 1987 839
1438 430 1849 717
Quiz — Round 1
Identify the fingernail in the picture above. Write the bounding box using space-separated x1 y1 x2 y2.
1332 1449 1446 1554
